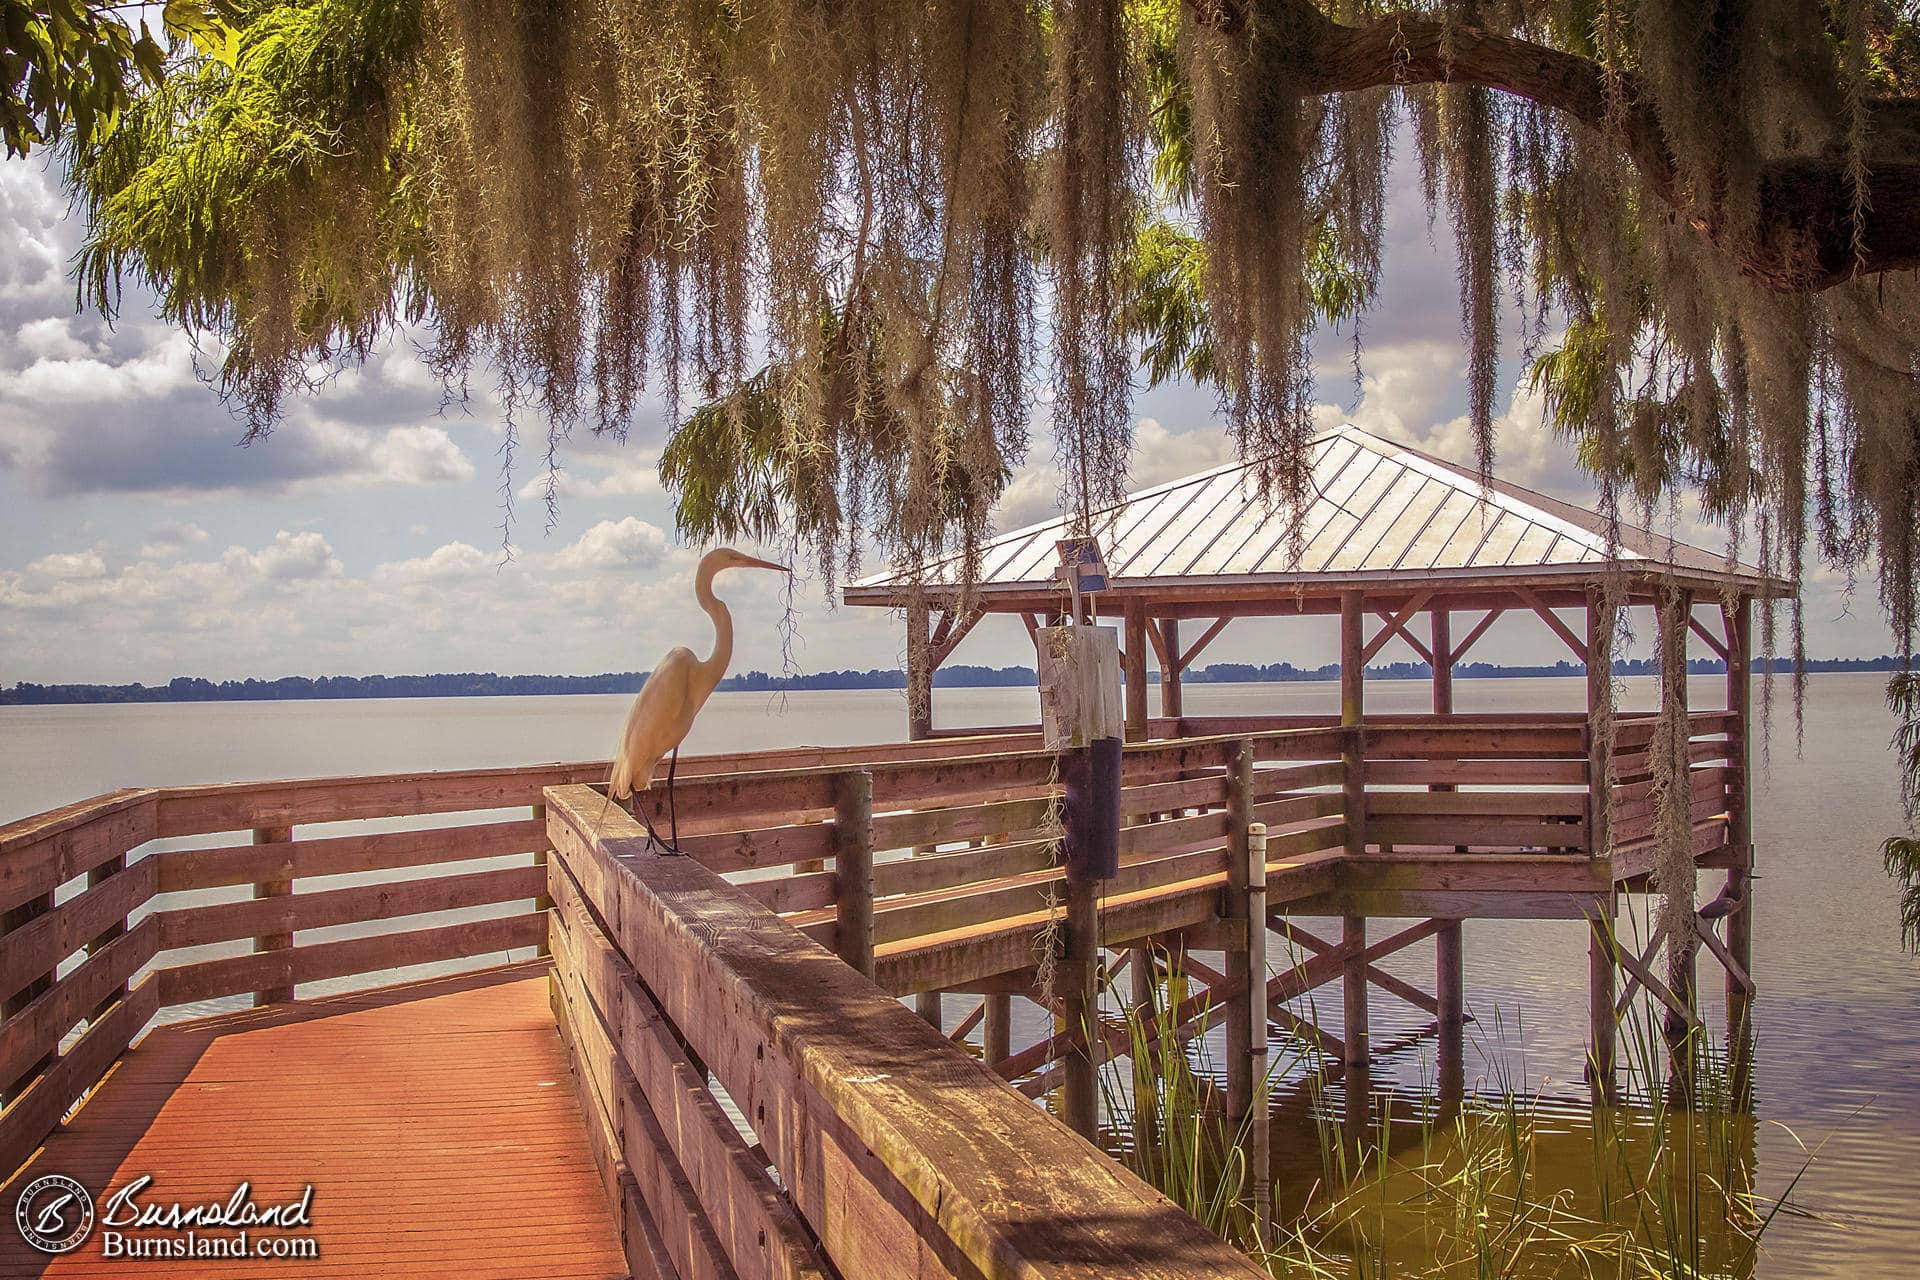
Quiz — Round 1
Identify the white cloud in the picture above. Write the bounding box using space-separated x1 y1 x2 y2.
4 331 202 403
990 416 1245 534
549 517 672 572
26 549 107 579
363 424 475 486
139 522 211 559
226 531 343 581
14 318 91 362
374 540 493 584
516 449 661 502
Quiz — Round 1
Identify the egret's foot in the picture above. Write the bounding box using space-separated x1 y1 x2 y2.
641 832 685 857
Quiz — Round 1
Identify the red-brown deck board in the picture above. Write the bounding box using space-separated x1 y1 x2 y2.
0 964 626 1278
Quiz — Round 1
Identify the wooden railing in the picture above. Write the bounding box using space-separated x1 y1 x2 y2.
0 712 1738 1187
542 782 1269 1280
1611 711 1738 852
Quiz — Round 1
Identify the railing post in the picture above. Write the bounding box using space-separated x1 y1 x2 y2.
833 770 875 979
1 890 55 1100
253 824 294 1006
87 853 130 1019
532 802 552 959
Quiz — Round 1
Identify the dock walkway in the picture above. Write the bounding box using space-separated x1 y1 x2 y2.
0 964 624 1279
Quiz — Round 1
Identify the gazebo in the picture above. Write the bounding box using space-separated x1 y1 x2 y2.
846 423 1792 1099
845 424 1786 742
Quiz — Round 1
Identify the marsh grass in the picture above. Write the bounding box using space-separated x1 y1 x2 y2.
1093 946 1817 1279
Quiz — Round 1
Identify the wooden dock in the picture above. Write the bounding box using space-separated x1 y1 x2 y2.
0 964 624 1278
0 699 1757 1278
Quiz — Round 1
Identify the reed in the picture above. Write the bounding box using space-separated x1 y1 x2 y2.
1094 938 1816 1279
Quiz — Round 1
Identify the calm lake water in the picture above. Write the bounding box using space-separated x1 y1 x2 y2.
2 674 1915 1277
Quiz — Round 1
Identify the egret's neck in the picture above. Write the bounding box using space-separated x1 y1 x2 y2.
695 570 734 680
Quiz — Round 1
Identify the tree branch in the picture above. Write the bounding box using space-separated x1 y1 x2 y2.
1193 2 1920 291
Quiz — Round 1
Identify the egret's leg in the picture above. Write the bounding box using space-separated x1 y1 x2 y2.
664 747 683 855
636 798 672 851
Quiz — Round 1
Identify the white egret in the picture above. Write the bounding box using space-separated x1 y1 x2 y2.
605 546 790 850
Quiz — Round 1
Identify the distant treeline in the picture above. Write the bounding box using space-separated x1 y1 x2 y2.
2 654 1909 706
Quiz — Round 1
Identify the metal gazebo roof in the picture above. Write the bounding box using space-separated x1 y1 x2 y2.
843 425 1790 610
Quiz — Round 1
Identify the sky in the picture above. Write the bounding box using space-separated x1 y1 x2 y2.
0 143 1896 688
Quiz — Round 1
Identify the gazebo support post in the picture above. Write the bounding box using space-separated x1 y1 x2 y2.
1159 618 1182 721
1658 589 1697 1103
1124 600 1149 743
1586 588 1619 1102
1431 609 1465 1086
1339 592 1368 1075
906 595 940 1029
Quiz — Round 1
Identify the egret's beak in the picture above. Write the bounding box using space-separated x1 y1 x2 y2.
739 555 791 573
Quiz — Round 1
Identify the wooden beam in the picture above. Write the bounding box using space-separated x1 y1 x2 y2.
1360 591 1435 665
1516 587 1590 663
1179 617 1233 670
1687 614 1730 661
931 608 986 666
1694 914 1755 994
1612 923 1667 1018
1449 607 1504 663
947 999 988 1043
1613 930 1703 1031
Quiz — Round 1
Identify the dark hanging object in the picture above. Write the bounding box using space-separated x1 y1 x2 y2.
1063 736 1123 881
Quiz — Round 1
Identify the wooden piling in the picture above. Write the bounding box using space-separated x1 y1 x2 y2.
252 824 294 1006
1244 820 1272 1244
1341 914 1368 1071
1062 873 1101 1139
834 770 875 979
1588 915 1618 1102
1586 589 1619 1100
1224 742 1258 1128
984 993 1012 1068
1724 594 1755 1106
1658 589 1698 1100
